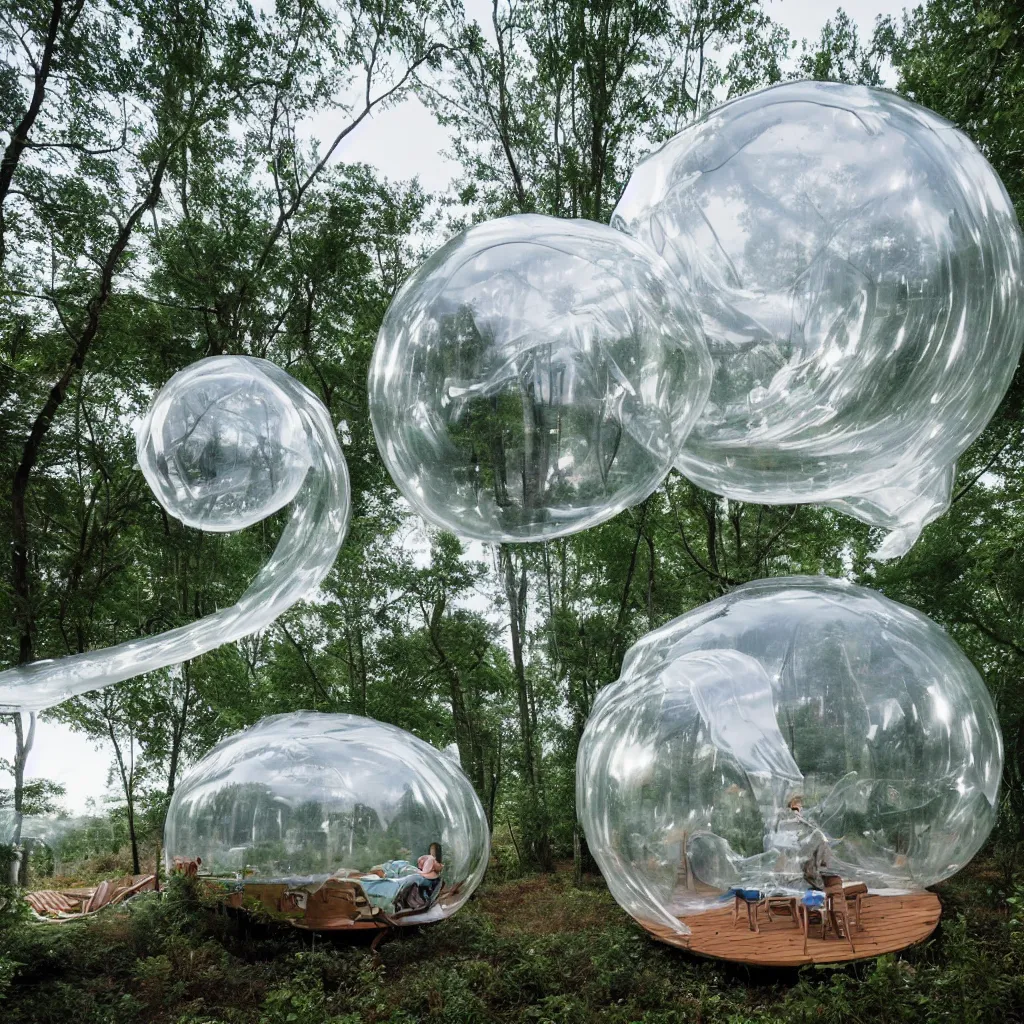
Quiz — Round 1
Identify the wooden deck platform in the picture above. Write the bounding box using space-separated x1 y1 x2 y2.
641 892 941 966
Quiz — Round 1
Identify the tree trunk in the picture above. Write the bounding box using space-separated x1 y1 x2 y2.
500 544 551 870
422 593 494 811
9 712 36 885
573 821 583 888
165 662 193 803
107 713 141 875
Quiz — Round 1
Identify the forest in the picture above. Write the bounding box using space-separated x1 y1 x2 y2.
1 0 1023 1021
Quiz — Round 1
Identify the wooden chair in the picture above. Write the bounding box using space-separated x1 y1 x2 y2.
730 888 767 932
843 882 868 931
823 876 855 952
766 894 801 928
799 891 827 953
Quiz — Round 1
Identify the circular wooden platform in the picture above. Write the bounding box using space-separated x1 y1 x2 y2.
641 892 941 966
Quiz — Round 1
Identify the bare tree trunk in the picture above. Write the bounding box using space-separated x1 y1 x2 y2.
8 712 36 885
499 544 551 870
165 662 193 803
106 708 141 875
573 822 583 888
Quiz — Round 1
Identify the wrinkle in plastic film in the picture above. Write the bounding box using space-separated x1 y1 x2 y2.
577 577 1002 936
612 81 1024 557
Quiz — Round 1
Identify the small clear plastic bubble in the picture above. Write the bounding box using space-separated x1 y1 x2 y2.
137 358 313 532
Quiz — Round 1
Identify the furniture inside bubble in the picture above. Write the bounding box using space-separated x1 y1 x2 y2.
799 879 860 954
823 875 856 952
799 889 828 952
838 879 868 931
766 893 801 928
730 887 767 932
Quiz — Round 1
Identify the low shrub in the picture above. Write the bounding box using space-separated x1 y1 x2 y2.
0 866 1020 1023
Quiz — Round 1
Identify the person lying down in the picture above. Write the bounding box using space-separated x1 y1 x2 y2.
331 850 444 915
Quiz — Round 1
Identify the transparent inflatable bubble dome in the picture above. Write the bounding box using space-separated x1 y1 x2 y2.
369 213 711 542
165 713 490 920
613 81 1024 558
578 578 1002 935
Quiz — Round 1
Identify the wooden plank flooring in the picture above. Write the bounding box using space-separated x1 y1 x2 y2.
640 892 941 966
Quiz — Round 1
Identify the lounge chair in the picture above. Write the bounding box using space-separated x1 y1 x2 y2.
25 873 157 921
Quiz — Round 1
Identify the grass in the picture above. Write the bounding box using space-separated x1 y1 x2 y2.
1 862 1022 1023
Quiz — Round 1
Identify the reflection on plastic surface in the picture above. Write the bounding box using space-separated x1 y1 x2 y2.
138 357 313 531
164 712 490 923
613 81 1024 558
0 357 350 712
577 577 1002 937
369 214 712 541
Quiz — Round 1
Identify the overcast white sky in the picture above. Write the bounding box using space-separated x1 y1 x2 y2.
3 0 912 815
330 0 910 193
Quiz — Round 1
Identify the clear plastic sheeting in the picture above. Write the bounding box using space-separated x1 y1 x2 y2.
0 357 350 712
612 81 1024 558
164 712 490 924
577 577 1002 938
369 214 712 542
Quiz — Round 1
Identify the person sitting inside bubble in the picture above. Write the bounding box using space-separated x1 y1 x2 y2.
414 853 443 898
767 793 833 890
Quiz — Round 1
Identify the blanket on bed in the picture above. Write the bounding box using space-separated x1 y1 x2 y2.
358 860 441 915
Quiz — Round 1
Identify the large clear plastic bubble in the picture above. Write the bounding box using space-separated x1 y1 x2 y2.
613 81 1024 559
164 712 490 924
0 356 350 712
578 577 1002 940
137 358 313 532
369 214 712 541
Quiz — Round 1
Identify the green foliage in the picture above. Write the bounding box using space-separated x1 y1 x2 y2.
2 4 1024 1014
0 868 1022 1022
0 846 28 1004
0 762 65 815
796 9 883 85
